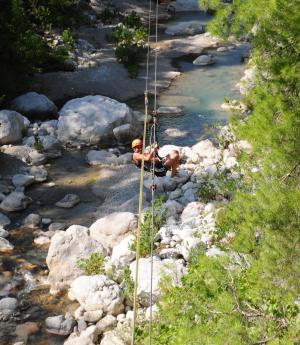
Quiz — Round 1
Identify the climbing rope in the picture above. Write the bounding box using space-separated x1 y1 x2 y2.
131 0 160 344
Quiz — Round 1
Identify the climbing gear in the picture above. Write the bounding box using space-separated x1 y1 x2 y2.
132 138 143 149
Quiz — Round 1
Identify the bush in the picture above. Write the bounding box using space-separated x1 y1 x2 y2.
131 196 166 258
120 266 134 302
77 252 105 276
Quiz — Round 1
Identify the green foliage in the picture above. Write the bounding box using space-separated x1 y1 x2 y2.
61 28 75 48
112 11 147 78
139 1 300 343
77 252 105 276
120 266 134 302
131 196 166 258
33 133 44 152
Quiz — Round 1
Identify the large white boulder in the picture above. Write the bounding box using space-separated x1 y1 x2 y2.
57 96 133 147
11 92 57 119
130 257 186 307
46 225 106 293
90 212 137 254
100 330 126 345
191 139 221 163
0 110 27 145
111 235 135 269
69 275 124 315
0 192 32 212
64 325 99 345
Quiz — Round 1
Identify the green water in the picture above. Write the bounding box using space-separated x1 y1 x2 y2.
157 44 247 146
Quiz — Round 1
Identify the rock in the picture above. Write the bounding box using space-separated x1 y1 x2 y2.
57 96 133 147
191 139 221 163
78 319 87 332
130 257 186 307
172 0 200 12
27 165 48 182
90 212 137 254
69 275 124 315
64 325 99 345
23 213 41 228
12 174 35 188
159 248 182 260
181 202 205 225
86 150 118 166
113 123 139 144
0 213 11 228
45 315 76 336
83 309 103 323
217 46 228 52
166 21 204 36
11 92 57 119
42 218 52 225
193 54 215 66
180 237 203 260
100 330 126 345
206 246 226 257
183 188 197 202
162 200 184 219
77 39 96 53
0 228 9 238
34 236 51 246
96 315 117 334
28 150 47 165
168 188 182 200
49 222 66 231
116 152 133 165
157 106 183 115
0 192 32 212
0 297 18 315
55 194 80 208
0 110 27 144
111 235 136 269
46 225 106 293
164 128 188 139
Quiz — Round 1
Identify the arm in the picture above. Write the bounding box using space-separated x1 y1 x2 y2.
133 147 157 162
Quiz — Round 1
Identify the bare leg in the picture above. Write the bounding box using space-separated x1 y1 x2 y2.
163 150 180 177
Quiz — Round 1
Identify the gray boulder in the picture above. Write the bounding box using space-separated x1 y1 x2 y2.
86 150 118 166
12 174 35 188
0 192 32 212
55 194 80 208
0 110 27 145
193 54 215 66
11 92 57 119
0 297 18 315
45 315 75 336
57 95 133 147
23 213 41 228
0 237 14 252
0 213 11 228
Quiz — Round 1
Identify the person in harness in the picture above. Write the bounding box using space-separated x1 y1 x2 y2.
132 138 180 177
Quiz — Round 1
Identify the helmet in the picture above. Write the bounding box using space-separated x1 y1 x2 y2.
132 138 143 149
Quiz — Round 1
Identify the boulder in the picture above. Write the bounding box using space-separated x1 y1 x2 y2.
11 92 57 119
165 21 204 36
193 54 215 66
46 225 106 293
45 315 75 336
83 310 103 323
130 257 186 307
0 110 27 145
64 326 99 345
157 106 183 115
57 96 133 147
86 150 118 166
113 123 139 144
191 139 221 163
111 235 136 269
0 228 9 238
0 297 18 315
0 192 32 212
0 237 14 252
2 145 46 165
90 212 137 254
23 213 41 228
100 330 126 345
12 174 35 188
27 165 48 182
0 213 11 228
55 194 80 208
69 275 124 315
49 222 66 231
96 315 117 334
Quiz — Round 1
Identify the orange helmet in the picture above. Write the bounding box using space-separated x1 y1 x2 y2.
132 138 143 149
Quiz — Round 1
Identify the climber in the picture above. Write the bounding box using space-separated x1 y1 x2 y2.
131 138 180 177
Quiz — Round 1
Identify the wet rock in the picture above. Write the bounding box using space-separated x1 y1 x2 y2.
0 228 9 238
130 257 186 307
47 225 106 293
90 212 137 254
12 174 35 188
23 213 41 228
157 106 183 115
0 110 28 145
193 54 215 66
57 95 133 147
96 315 117 334
217 46 228 52
55 194 80 208
11 92 57 120
86 150 118 166
0 212 11 227
27 165 48 182
0 192 32 212
28 150 47 165
164 128 188 138
41 217 52 225
0 297 18 315
69 275 124 315
166 21 204 36
45 315 76 336
49 222 66 231
0 237 14 253
15 322 39 342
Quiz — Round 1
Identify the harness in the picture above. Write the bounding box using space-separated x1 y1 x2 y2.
132 153 169 177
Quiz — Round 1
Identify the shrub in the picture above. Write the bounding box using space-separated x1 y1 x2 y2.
120 266 134 302
77 252 105 275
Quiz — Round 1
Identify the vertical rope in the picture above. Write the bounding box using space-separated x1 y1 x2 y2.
131 1 152 344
